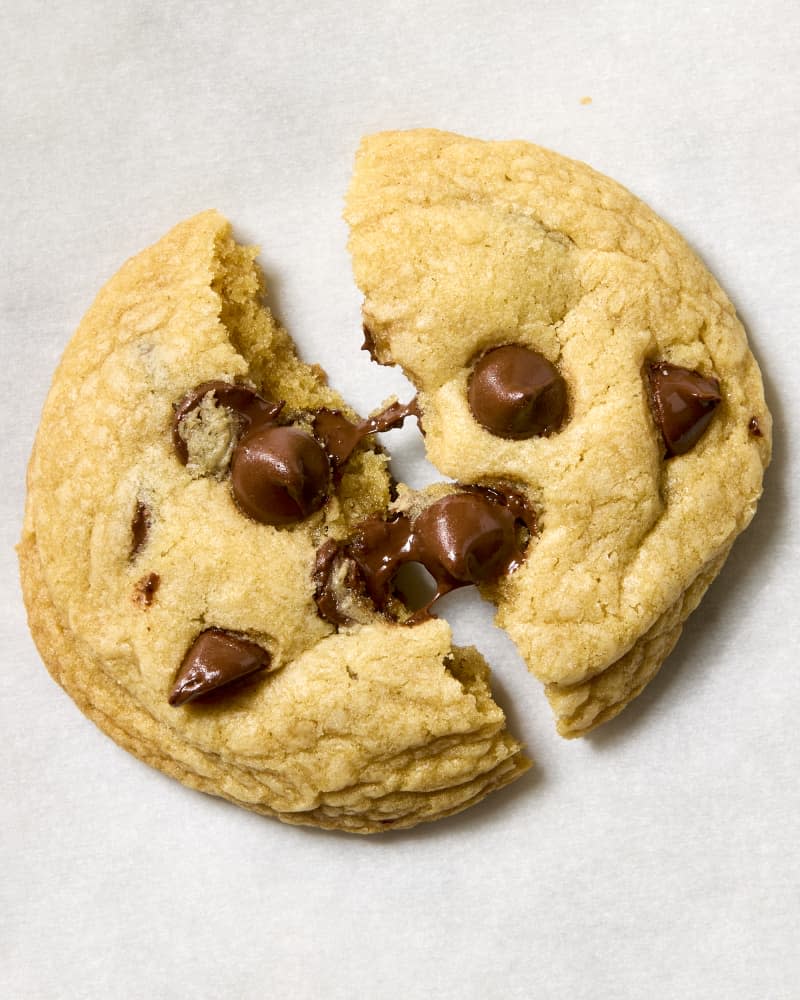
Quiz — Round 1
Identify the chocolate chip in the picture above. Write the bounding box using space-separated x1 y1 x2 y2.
314 487 534 627
169 629 271 706
133 572 160 608
313 516 414 626
172 380 282 465
231 425 330 525
130 500 150 559
647 362 721 457
313 398 420 470
461 483 538 539
468 345 567 439
366 398 421 435
413 492 523 587
749 416 763 438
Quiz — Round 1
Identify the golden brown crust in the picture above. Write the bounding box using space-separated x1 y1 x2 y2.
545 545 731 736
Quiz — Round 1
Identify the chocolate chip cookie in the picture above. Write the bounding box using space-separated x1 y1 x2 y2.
345 129 771 736
19 210 529 832
20 131 771 835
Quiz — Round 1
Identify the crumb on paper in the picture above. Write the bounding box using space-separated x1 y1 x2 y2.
580 96 592 105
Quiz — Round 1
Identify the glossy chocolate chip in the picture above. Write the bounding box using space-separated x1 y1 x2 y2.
312 411 367 470
468 345 567 439
748 416 763 438
169 629 271 706
462 484 538 539
231 425 330 525
172 380 282 464
647 362 721 457
413 492 523 586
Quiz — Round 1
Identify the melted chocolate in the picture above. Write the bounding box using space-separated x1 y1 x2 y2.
314 487 535 627
312 411 367 469
410 493 521 609
313 398 420 469
647 362 721 457
468 345 568 439
461 483 538 538
312 540 351 626
169 628 271 706
348 515 416 609
172 380 283 464
130 500 150 559
231 425 330 525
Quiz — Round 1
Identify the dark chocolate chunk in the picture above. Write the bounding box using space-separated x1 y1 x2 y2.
468 345 567 439
172 380 282 464
647 362 721 457
749 416 763 438
313 398 420 469
169 628 271 706
133 572 160 608
231 425 330 525
130 500 150 559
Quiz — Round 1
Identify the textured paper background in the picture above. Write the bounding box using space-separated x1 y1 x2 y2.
2 2 798 998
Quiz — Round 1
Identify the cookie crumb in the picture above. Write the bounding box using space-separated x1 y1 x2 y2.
580 96 592 105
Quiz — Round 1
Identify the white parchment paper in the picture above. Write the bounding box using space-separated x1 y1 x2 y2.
2 2 798 997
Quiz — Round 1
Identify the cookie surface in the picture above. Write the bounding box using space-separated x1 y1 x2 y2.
345 129 771 736
19 210 529 832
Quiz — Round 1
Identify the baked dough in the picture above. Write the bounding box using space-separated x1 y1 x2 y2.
346 129 771 736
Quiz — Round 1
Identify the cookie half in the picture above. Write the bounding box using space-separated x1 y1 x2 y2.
345 129 771 736
19 210 529 832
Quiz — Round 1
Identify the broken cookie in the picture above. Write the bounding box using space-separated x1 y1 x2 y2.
345 129 771 736
19 130 772 838
19 210 529 833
